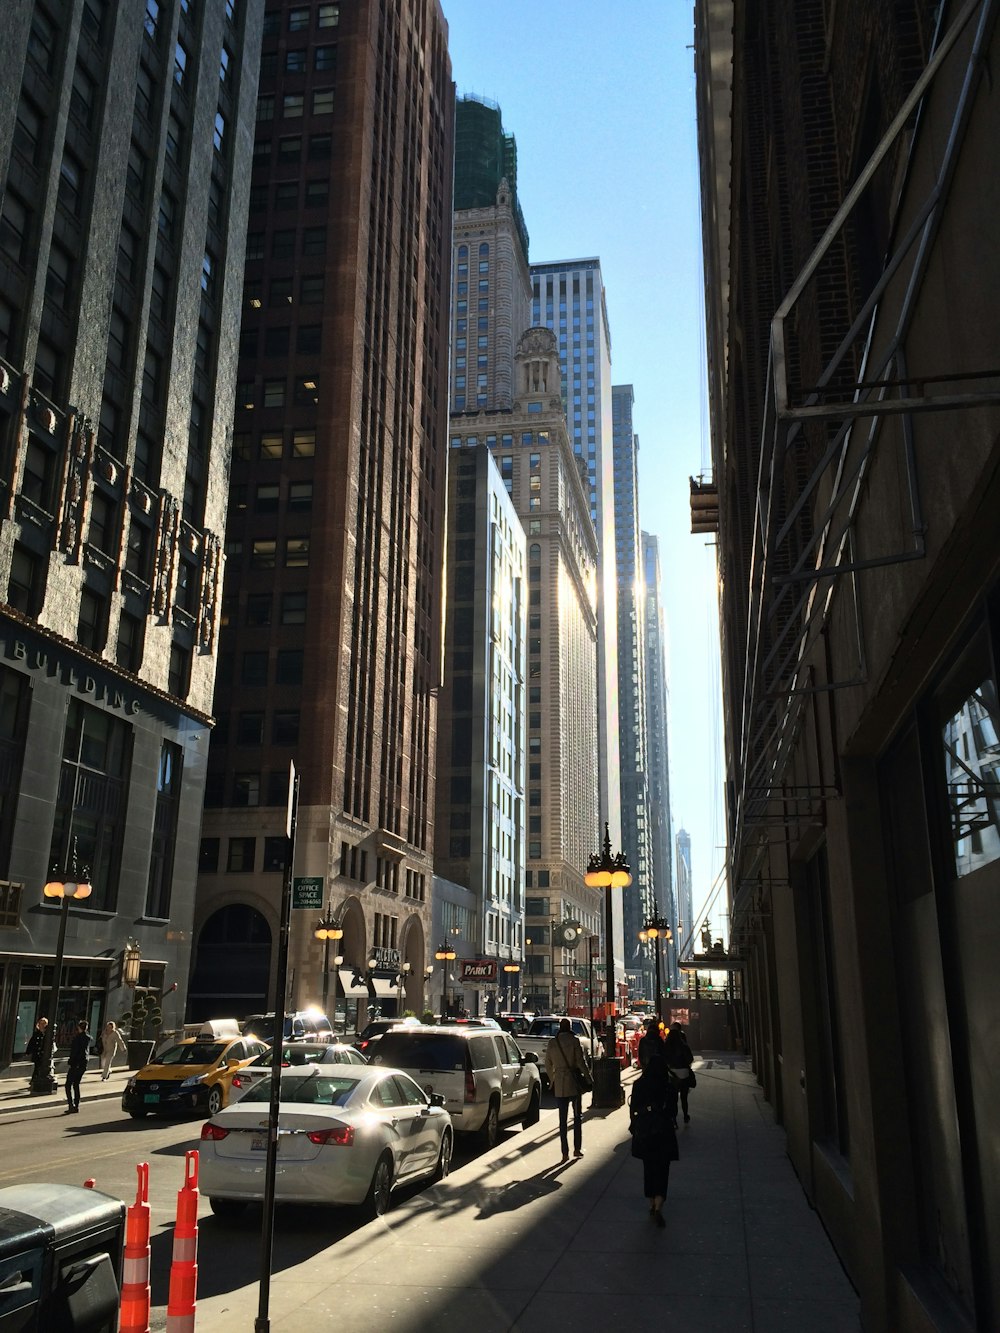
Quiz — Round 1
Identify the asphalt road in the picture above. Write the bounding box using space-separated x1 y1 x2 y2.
0 1083 559 1330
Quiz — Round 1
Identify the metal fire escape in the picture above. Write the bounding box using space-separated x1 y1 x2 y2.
731 0 1000 928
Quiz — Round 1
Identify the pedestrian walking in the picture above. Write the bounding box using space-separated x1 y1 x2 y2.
664 1024 696 1123
544 1017 589 1161
98 1021 127 1080
24 1018 49 1087
64 1020 90 1113
629 1058 679 1227
636 1017 665 1069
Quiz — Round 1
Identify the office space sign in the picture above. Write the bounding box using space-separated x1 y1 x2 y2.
460 959 497 983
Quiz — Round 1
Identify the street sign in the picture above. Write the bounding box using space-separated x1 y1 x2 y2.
292 877 323 910
460 959 497 983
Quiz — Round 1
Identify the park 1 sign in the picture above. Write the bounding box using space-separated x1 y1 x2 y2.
292 877 323 910
460 959 497 984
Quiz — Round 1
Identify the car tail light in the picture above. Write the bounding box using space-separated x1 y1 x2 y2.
200 1123 229 1141
464 1068 477 1103
306 1125 355 1146
357 1041 369 1052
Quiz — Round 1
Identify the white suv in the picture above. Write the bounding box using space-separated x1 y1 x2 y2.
371 1024 541 1149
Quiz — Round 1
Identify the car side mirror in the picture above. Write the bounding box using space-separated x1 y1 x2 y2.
522 1051 538 1064
429 1092 446 1107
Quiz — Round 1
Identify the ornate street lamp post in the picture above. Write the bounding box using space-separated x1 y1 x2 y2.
434 940 456 1019
639 913 672 1022
395 961 411 1016
584 822 632 1107
503 947 520 1011
313 906 343 1019
32 840 92 1094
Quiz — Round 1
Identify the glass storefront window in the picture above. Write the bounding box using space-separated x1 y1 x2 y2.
937 625 1000 878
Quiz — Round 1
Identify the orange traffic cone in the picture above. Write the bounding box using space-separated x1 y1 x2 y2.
165 1151 199 1333
118 1162 151 1333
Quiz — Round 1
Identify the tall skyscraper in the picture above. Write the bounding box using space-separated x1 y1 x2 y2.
612 385 655 1001
434 443 526 1013
642 533 675 983
191 0 454 1024
674 828 692 962
446 98 603 1016
0 0 261 1063
530 256 623 990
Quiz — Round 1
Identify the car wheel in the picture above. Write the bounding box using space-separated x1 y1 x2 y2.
207 1086 223 1117
522 1087 541 1127
128 1110 148 1120
209 1198 245 1221
479 1097 500 1149
431 1130 453 1183
363 1153 393 1220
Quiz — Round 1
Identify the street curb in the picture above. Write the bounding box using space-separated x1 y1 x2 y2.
0 1077 132 1116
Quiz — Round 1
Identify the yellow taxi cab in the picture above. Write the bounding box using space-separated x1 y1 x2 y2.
121 1020 268 1119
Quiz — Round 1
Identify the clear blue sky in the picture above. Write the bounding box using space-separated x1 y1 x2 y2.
443 1 728 947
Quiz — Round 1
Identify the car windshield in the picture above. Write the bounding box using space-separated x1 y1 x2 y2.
241 1073 358 1106
156 1042 228 1066
374 1034 465 1071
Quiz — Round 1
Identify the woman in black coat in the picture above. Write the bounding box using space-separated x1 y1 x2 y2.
629 1059 679 1227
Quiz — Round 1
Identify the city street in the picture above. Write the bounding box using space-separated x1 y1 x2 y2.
0 1072 560 1331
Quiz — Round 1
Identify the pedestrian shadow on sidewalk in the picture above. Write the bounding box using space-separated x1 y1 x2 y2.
472 1169 567 1219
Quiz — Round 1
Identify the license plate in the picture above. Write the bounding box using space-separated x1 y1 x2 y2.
143 1094 158 1104
251 1136 267 1152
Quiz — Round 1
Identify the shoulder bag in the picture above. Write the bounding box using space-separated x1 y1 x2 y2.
556 1033 593 1093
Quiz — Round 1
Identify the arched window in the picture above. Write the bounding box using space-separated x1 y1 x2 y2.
529 543 541 560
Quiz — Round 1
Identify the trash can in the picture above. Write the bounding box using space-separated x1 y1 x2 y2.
0 1183 125 1332
591 1056 624 1108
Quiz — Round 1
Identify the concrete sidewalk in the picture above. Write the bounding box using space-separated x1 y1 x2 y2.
0 1062 133 1115
195 1055 861 1332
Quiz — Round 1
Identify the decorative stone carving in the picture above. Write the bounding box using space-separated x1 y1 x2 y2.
153 494 180 617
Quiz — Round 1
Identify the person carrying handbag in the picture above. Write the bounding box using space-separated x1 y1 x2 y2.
629 1059 680 1226
664 1024 696 1123
544 1018 589 1161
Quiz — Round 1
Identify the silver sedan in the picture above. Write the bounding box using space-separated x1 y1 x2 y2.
199 1064 453 1220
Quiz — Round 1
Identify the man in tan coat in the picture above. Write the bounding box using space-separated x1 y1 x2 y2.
545 1018 589 1161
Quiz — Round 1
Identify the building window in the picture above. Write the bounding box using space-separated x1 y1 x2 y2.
251 540 277 569
116 611 143 671
263 380 285 408
168 644 190 698
49 698 130 912
145 741 181 919
234 774 260 807
237 711 264 745
276 650 303 685
77 588 107 652
227 837 255 872
7 544 42 615
272 711 299 744
199 837 220 874
285 538 309 567
315 45 336 70
281 592 306 625
312 88 334 115
262 837 287 872
242 652 267 685
283 93 304 118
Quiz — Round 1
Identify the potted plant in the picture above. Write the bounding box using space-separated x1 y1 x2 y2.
120 990 162 1069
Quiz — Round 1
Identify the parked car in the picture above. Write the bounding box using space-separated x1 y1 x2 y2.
513 1016 604 1086
122 1022 268 1118
495 1014 533 1036
370 1024 541 1148
241 1010 333 1044
229 1042 368 1101
200 1064 453 1220
353 1016 420 1057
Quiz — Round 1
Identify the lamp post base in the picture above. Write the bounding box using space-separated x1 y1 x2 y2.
30 1061 57 1095
591 1055 624 1108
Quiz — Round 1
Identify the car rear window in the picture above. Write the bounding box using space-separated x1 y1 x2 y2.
242 1074 357 1106
157 1042 227 1066
374 1033 466 1071
468 1036 496 1070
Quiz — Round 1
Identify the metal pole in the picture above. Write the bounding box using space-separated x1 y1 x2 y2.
654 934 663 1024
321 935 330 1017
604 886 614 1057
33 894 71 1095
587 938 595 1063
256 765 298 1333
